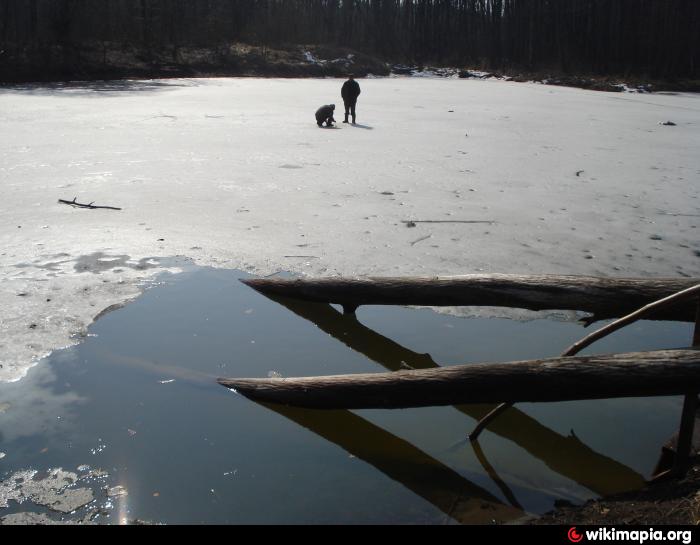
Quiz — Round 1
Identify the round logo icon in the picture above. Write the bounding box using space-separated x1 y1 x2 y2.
568 527 584 543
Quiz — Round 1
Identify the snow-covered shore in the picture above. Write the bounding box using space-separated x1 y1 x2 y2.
1 77 698 382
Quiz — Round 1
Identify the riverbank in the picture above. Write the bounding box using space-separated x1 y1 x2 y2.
2 42 699 93
533 465 700 525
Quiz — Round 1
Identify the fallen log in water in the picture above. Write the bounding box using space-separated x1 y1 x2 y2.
241 275 700 322
219 349 700 409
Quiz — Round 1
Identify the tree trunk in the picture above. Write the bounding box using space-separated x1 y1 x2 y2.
219 349 700 409
242 275 700 322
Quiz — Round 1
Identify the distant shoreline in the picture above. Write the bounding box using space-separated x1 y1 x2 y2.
2 42 699 93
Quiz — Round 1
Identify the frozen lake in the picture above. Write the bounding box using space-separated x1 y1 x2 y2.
1 77 699 381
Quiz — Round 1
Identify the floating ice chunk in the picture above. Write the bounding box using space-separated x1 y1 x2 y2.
106 485 128 498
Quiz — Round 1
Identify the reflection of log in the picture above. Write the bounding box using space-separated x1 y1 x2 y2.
256 294 646 495
219 349 700 409
469 405 646 495
261 403 524 524
265 293 438 371
242 275 700 322
653 402 700 476
471 440 523 510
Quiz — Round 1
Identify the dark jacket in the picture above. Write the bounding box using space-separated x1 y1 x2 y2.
315 104 336 123
341 80 361 103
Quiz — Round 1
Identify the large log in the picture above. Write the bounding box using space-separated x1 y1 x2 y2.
242 275 700 322
219 349 700 409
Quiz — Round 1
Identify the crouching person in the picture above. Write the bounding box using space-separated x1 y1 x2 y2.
315 104 336 127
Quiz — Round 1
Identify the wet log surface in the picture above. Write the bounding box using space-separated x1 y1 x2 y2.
219 349 700 409
242 275 700 322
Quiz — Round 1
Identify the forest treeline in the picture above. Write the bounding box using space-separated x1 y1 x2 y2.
1 0 699 82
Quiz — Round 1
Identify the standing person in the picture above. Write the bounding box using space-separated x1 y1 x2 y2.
315 104 336 127
341 74 361 124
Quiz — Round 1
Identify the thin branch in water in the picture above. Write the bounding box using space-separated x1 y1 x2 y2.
561 284 700 357
469 283 700 442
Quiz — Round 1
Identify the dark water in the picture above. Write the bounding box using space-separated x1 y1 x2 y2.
0 262 694 524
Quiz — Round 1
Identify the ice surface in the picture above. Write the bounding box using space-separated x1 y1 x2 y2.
1 77 698 382
0 468 94 513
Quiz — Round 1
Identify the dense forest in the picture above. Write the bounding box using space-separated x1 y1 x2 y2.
1 0 698 82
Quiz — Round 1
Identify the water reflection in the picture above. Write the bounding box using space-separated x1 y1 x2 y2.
0 351 86 443
471 440 523 511
262 404 524 524
259 293 646 497
0 266 685 524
